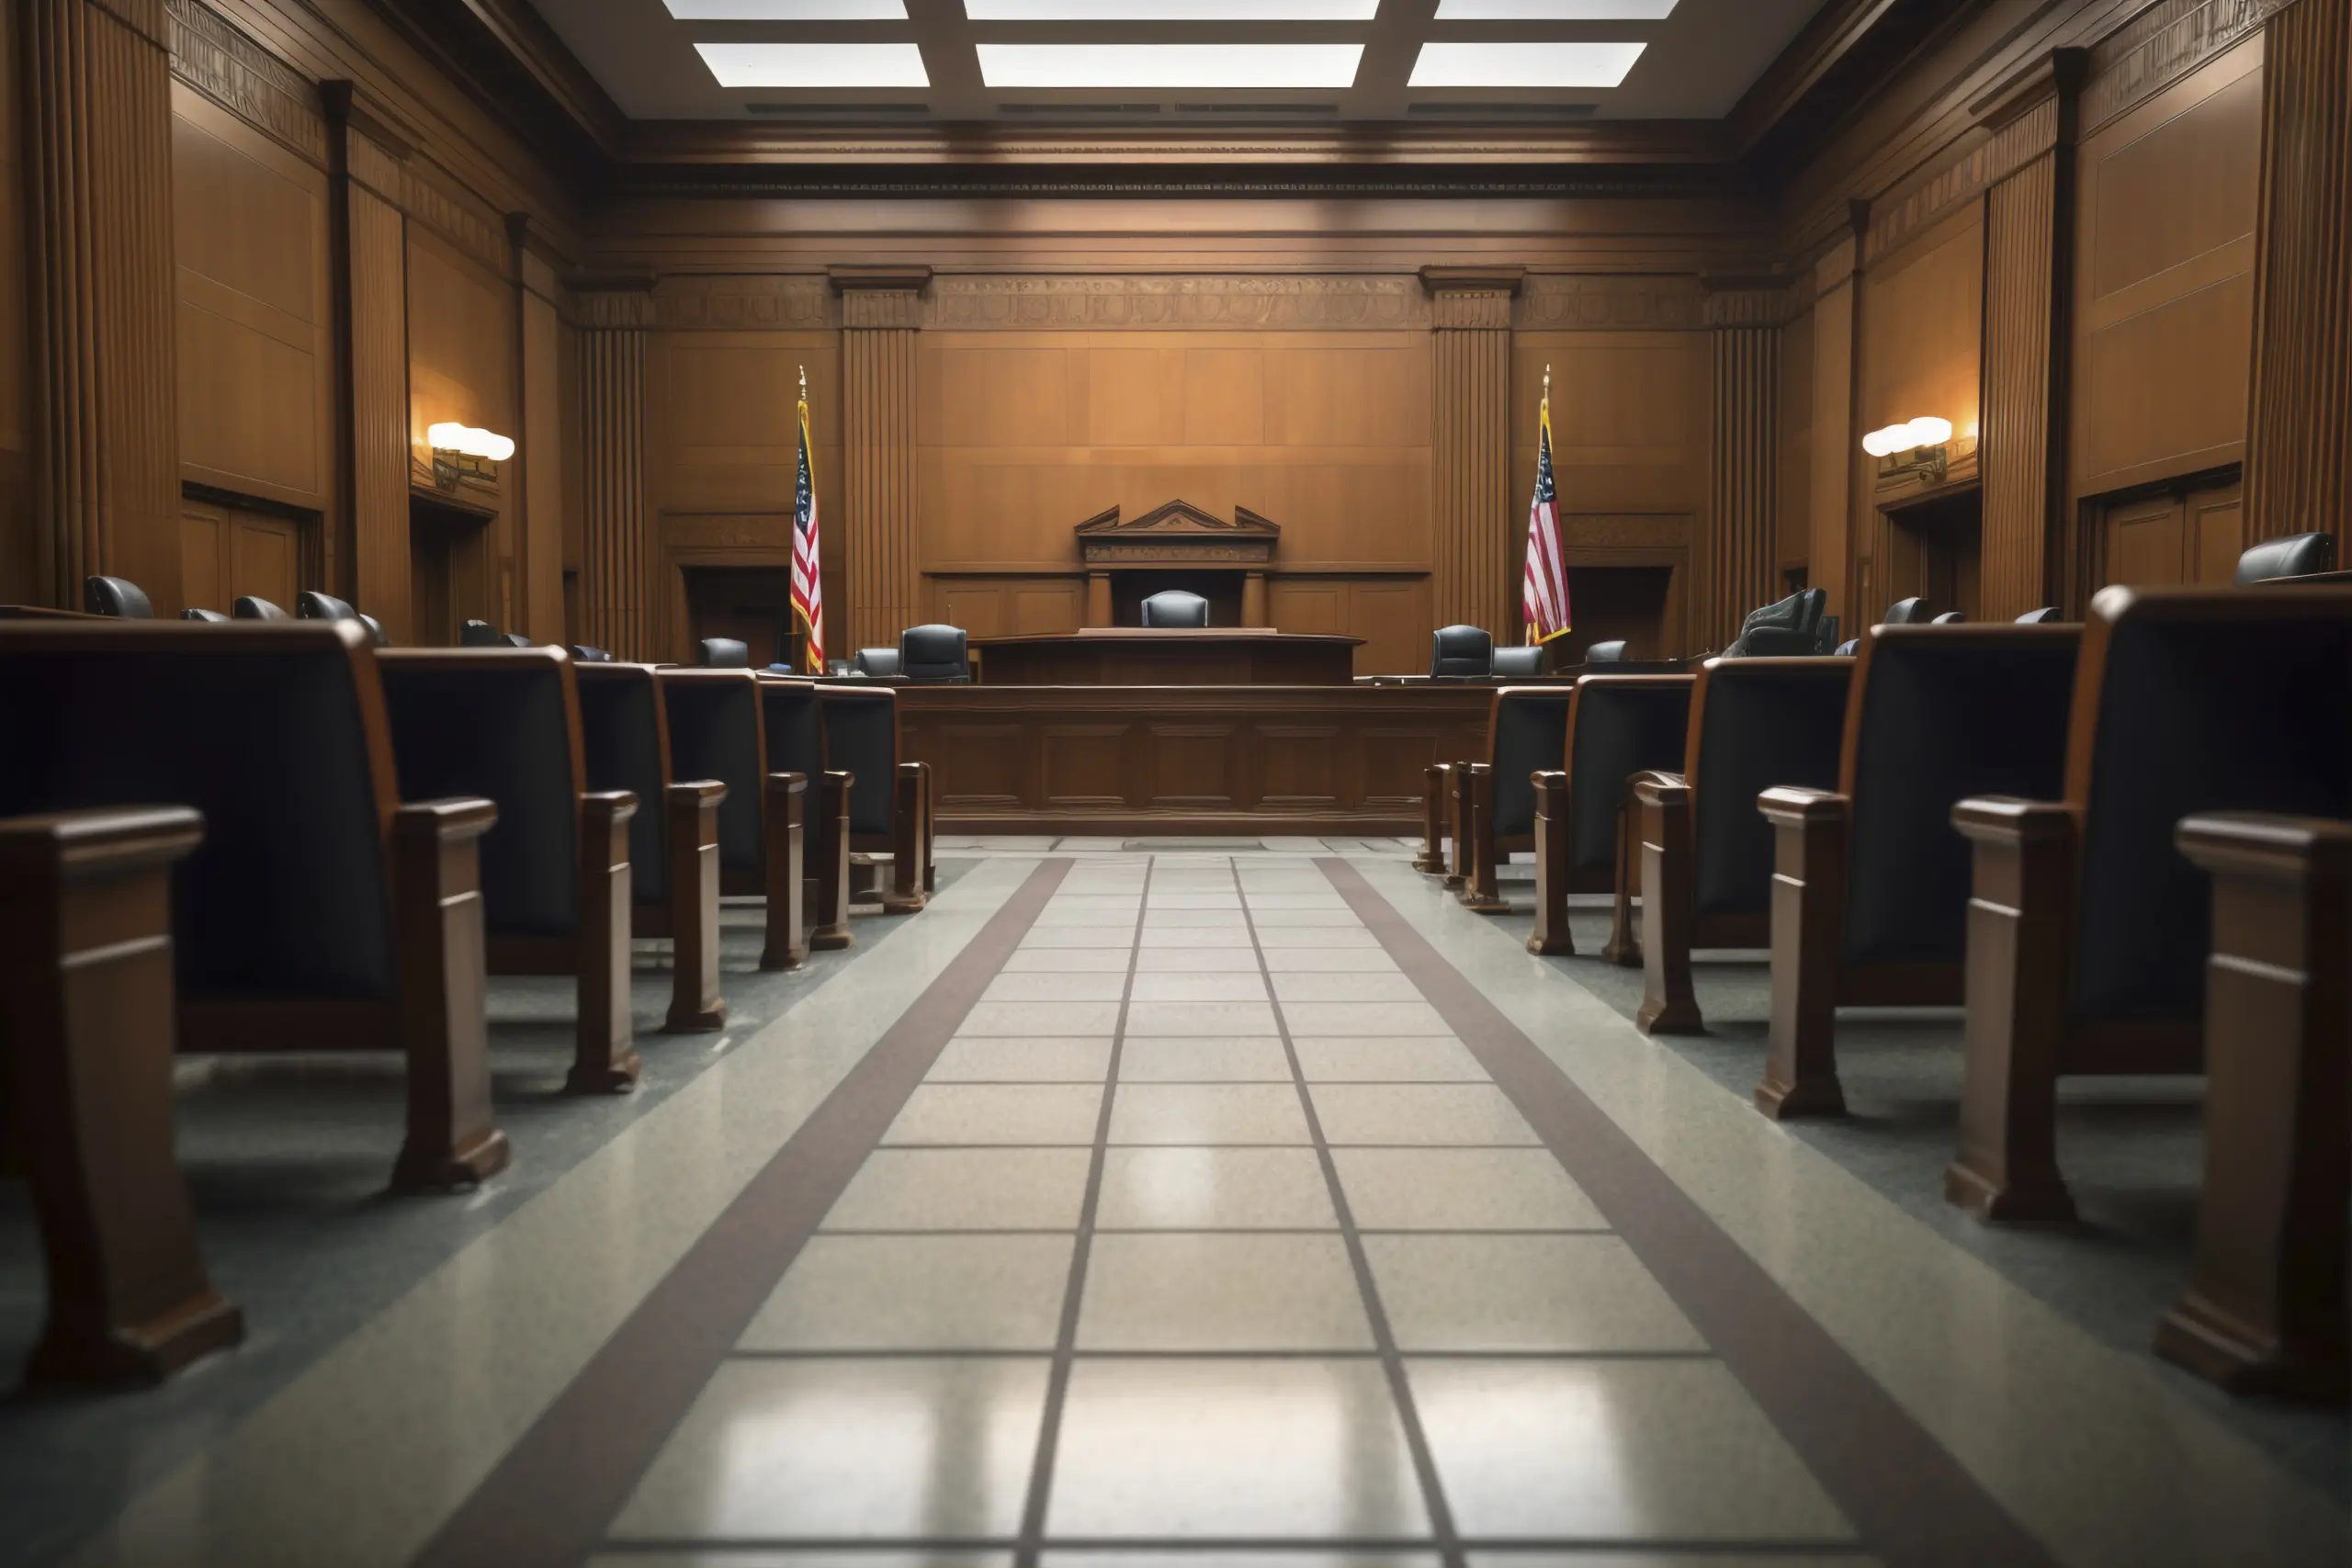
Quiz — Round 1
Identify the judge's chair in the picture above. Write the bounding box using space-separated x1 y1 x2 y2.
854 647 902 678
697 637 751 668
1490 645 1544 678
84 577 153 618
2236 532 2337 583
1140 590 1211 628
1724 588 1827 657
1430 625 1493 678
899 625 971 682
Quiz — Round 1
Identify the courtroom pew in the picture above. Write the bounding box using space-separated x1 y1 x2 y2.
1945 586 2351 1225
1524 673 1696 956
1449 686 1577 915
820 684 936 914
661 669 808 967
575 661 729 1031
759 673 843 953
378 649 641 1095
1753 622 2080 1119
1623 656 1853 1032
0 620 509 1194
0 807 246 1386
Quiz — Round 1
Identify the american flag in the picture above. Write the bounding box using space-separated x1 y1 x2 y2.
790 368 826 674
1521 368 1571 645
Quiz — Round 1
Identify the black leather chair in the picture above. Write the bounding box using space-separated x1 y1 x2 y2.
2015 607 2062 624
232 596 288 622
1834 638 1860 656
1583 640 1627 665
1140 590 1210 628
571 645 613 662
1724 588 1827 657
1430 625 1493 678
1448 686 1576 915
854 647 902 678
1930 611 1967 625
460 620 502 647
899 624 970 682
180 608 231 624
84 576 153 618
297 591 388 647
1521 674 1696 953
699 637 751 669
1883 597 1934 625
2234 531 2336 584
1815 614 1841 653
1490 645 1544 678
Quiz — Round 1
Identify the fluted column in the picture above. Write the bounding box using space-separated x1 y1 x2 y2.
1702 286 1784 650
1422 267 1521 641
573 279 654 661
22 0 180 609
1974 51 2086 621
835 265 929 651
1807 206 1868 623
2244 0 2352 554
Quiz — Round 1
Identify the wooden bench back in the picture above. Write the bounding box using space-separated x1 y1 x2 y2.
820 687 899 837
576 662 674 905
0 620 402 998
379 649 589 940
758 675 825 787
2066 586 2352 1024
1485 687 1576 839
1564 674 1694 874
1683 657 1852 920
658 670 767 878
1840 624 2081 966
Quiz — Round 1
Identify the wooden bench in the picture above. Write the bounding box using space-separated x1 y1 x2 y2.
377 649 640 1094
575 661 729 1032
0 621 508 1190
1946 587 2350 1226
1623 656 1853 1032
1448 686 1577 915
660 670 808 969
1753 623 2080 1118
819 685 934 916
1526 673 1695 956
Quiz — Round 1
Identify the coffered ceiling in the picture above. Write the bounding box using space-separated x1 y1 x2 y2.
526 0 1829 124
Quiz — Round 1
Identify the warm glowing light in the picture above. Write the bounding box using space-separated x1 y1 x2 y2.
1905 416 1953 446
1861 424 1909 457
1861 417 1953 457
428 423 514 462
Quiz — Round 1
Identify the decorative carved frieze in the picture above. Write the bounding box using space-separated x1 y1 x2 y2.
1701 280 1800 329
927 275 1430 331
841 288 924 330
2082 0 2292 136
401 160 507 276
652 275 835 331
1420 266 1523 331
345 130 402 200
1561 513 1693 549
1513 275 1703 332
570 276 661 331
165 0 323 164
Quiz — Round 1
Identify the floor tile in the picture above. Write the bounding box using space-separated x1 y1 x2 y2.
1144 908 1250 928
1292 1037 1487 1083
592 1553 1017 1567
1252 927 1382 948
1248 908 1367 928
1309 1085 1540 1145
1147 892 1243 908
1127 971 1269 1002
1408 1358 1855 1542
984 972 1130 1002
1047 1555 1438 1568
1461 1553 1877 1567
1023 926 1147 949
1046 1358 1430 1539
957 1000 1125 1037
1118 1036 1293 1083
1124 999 1282 1036
1032 906 1138 927
1279 1000 1452 1036
885 1085 1105 1145
1134 947 1266 973
1003 948 1134 973
1239 893 1351 909
1331 1148 1606 1230
610 1358 1049 1541
824 1148 1094 1231
1236 875 1337 895
1260 947 1401 973
928 1038 1114 1084
1271 972 1426 1003
1109 1084 1311 1145
1093 1146 1339 1230
1047 895 1146 911
1140 926 1257 948
740 1234 1075 1351
1077 1234 1372 1350
1363 1235 1702 1353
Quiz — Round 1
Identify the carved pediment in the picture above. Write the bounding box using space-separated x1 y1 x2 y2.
1075 501 1281 565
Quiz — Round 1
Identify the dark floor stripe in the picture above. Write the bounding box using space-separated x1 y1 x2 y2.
1317 858 2063 1568
410 858 1073 1568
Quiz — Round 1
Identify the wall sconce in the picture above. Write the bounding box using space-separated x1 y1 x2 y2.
1862 416 1957 483
427 423 515 489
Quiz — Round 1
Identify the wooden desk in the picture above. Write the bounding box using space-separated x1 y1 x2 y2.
975 627 1363 686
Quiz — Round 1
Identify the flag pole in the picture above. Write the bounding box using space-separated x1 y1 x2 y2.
1530 364 1551 646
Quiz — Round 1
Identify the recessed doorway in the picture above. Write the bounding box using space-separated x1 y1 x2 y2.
410 492 495 647
684 567 800 670
1559 565 1678 662
1877 487 1984 622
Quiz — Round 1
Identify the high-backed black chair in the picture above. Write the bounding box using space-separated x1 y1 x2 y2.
698 637 750 669
2235 531 2336 584
232 596 288 622
1752 622 2082 1122
1883 597 1933 624
1490 645 1544 678
298 590 388 647
1834 638 1860 656
83 576 152 618
820 685 933 917
1814 614 1841 654
854 647 901 678
571 645 613 662
378 649 639 1094
1948 586 2351 1226
1430 625 1492 678
1930 611 1966 625
660 669 806 970
1521 673 1695 954
0 619 508 1195
1623 657 1855 1032
575 661 729 1031
180 608 231 624
1444 687 1577 917
460 620 500 646
2015 607 2063 624
898 625 969 682
1140 590 1210 628
1724 589 1826 657
1583 640 1628 664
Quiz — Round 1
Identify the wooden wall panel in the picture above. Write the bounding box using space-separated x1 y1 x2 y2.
843 297 923 650
1777 301 1814 580
1700 303 1781 649
1265 576 1431 675
344 169 410 638
0 0 32 604
1859 205 1985 457
170 90 330 513
933 576 1085 643
405 226 513 476
2072 35 2263 502
1982 145 2064 621
1808 238 1860 618
520 280 565 643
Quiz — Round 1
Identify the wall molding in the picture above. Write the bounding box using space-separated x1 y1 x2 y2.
652 274 836 331
2081 0 2291 136
165 0 325 165
401 158 511 276
1513 274 1704 331
926 275 1432 331
571 275 661 330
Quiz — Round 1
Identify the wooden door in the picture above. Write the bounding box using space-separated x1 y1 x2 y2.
181 498 300 615
2097 477 2243 590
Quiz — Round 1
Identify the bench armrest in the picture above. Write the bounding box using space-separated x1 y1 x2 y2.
1631 769 1688 809
1758 784 1846 827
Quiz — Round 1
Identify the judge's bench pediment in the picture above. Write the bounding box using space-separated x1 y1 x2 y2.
1074 501 1281 564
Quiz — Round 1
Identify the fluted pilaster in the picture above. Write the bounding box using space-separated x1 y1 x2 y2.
1422 267 1521 640
2244 0 2352 554
23 0 180 609
574 280 653 660
1702 287 1785 650
836 266 928 650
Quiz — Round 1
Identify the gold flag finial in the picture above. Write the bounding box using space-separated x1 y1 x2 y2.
797 364 808 401
1543 363 1552 404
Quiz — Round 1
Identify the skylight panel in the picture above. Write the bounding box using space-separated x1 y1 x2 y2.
967 0 1378 17
977 44 1363 88
666 0 909 17
1430 0 1674 17
695 42 933 86
1408 39 1644 86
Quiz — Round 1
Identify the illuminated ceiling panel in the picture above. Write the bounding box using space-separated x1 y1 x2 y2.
977 43 1364 88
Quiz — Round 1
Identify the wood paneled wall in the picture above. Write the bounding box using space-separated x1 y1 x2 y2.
0 1 34 605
